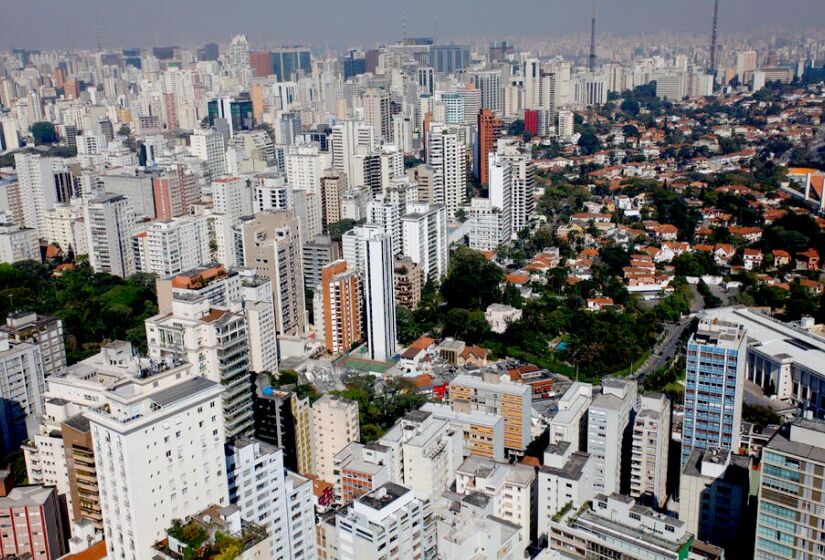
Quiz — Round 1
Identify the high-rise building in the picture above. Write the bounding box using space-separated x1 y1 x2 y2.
401 202 448 282
362 88 392 142
190 128 227 181
587 379 638 496
311 395 360 483
630 393 671 507
430 45 470 75
145 295 255 439
285 144 330 196
236 211 307 337
682 318 746 468
331 482 432 560
377 410 463 501
393 256 424 310
84 193 136 278
449 374 532 456
87 376 229 560
225 438 317 560
0 312 66 378
320 168 346 228
0 332 45 456
0 215 38 264
547 382 593 452
13 153 77 235
467 197 506 251
496 143 536 234
331 120 375 186
472 70 503 114
477 109 501 186
455 456 537 546
315 260 362 355
342 225 397 362
133 215 211 277
755 419 825 560
249 50 272 78
207 95 254 137
22 341 192 530
252 376 313 475
0 484 68 560
488 152 513 242
537 440 596 542
271 47 312 81
735 50 758 82
427 124 466 219
679 447 751 556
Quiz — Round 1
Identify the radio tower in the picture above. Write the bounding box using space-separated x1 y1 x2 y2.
588 5 597 72
710 0 719 76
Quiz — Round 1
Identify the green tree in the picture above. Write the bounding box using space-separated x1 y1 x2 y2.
440 247 503 311
577 131 602 155
31 122 58 145
395 306 421 345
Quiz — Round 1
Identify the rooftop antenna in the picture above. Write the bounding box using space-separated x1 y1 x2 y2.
710 0 719 77
402 0 407 40
588 4 596 73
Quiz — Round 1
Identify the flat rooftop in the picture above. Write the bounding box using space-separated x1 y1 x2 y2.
701 306 825 374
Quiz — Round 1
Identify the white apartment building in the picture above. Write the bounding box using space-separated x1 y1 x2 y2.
331 120 375 184
455 455 537 546
436 492 524 560
22 341 191 528
488 153 513 242
0 333 45 456
87 376 228 560
190 127 227 181
587 379 638 496
548 382 593 451
333 482 431 560
427 124 466 219
84 193 136 278
311 394 360 483
45 204 88 255
366 197 402 255
13 153 76 235
378 410 463 501
145 296 254 439
225 438 317 560
0 216 39 264
134 215 210 277
238 268 278 373
537 441 595 542
467 197 506 251
401 202 448 281
285 144 331 195
342 225 397 361
630 393 671 507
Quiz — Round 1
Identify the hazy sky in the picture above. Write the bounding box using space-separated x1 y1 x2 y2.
1 0 824 51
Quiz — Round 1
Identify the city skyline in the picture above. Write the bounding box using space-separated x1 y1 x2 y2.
2 0 825 50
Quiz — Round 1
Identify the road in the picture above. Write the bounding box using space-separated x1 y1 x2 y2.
631 317 690 381
631 286 703 381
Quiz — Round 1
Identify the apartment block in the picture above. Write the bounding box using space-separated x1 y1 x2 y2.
630 393 671 507
311 395 360 483
87 376 229 560
682 317 746 468
449 373 532 455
